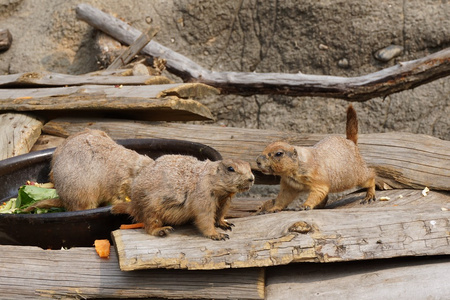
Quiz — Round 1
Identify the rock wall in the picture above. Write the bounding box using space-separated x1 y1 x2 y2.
0 0 448 139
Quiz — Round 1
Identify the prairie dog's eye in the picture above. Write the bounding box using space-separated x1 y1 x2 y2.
227 166 235 172
275 152 283 157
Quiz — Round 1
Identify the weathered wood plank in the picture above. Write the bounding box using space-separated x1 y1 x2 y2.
41 118 450 190
0 28 12 51
30 134 65 152
112 203 450 271
76 4 450 100
0 113 43 160
230 189 450 219
329 189 450 209
266 257 450 300
0 245 264 299
0 84 216 121
0 71 172 87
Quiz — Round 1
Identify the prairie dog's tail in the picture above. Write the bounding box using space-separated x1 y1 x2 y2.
22 198 63 212
346 104 358 145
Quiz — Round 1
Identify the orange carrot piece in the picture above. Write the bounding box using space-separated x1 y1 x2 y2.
94 239 110 258
120 222 144 229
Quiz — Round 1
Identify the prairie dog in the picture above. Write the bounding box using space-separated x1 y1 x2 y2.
27 129 153 212
256 105 376 212
112 155 254 240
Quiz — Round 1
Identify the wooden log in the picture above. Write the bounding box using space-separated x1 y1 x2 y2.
107 26 159 70
0 84 217 122
0 28 12 51
75 4 450 101
0 245 264 299
112 204 450 271
0 71 172 87
41 118 450 191
0 113 43 160
265 257 450 300
30 134 65 152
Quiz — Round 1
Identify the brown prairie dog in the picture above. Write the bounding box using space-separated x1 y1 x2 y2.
112 155 255 240
27 129 153 212
256 105 376 212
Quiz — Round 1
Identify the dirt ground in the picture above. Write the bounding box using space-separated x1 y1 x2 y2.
0 0 449 140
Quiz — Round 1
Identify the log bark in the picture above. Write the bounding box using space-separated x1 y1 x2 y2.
0 84 216 121
0 113 43 160
41 118 450 191
0 245 264 299
112 204 450 271
76 3 450 101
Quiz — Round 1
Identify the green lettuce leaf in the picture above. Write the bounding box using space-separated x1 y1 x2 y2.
0 185 64 214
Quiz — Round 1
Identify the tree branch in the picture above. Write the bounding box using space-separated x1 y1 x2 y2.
76 4 450 101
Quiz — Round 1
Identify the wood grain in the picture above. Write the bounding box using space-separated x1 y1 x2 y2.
0 84 215 121
0 113 43 160
112 203 450 271
0 246 264 299
265 257 450 300
41 118 450 190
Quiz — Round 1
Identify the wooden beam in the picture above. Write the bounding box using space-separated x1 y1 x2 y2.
0 71 172 87
41 118 450 191
0 245 264 299
75 4 450 101
0 113 43 160
227 189 450 219
107 26 159 70
0 84 217 122
266 257 450 300
112 204 450 271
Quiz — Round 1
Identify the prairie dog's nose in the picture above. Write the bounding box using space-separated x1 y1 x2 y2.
248 173 255 183
256 155 266 167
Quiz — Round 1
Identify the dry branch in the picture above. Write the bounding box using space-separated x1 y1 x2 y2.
76 4 450 101
107 26 159 70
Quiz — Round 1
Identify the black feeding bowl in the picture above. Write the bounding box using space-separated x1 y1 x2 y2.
0 138 222 249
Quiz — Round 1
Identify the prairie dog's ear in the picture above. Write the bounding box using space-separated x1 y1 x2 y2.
295 147 310 163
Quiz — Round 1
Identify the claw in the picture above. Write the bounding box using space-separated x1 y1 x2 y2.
210 233 229 241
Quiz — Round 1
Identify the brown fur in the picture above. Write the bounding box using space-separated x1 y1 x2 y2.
112 155 254 240
256 105 376 212
26 129 153 212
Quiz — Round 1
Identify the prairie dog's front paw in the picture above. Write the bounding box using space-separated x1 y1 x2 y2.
209 232 230 241
216 220 234 231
